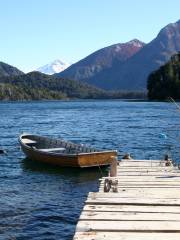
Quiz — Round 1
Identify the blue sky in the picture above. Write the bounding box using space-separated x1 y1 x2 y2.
0 0 180 72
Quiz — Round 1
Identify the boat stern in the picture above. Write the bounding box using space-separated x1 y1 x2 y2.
77 151 117 168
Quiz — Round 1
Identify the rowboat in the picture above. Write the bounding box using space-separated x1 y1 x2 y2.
19 134 117 168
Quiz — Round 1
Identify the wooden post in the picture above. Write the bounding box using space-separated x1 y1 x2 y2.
110 156 117 177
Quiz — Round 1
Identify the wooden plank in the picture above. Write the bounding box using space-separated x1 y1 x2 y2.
116 170 176 173
74 232 180 240
80 211 180 221
97 192 180 198
99 186 180 190
39 147 65 152
101 177 180 181
89 191 180 199
119 160 164 162
116 172 178 175
98 188 180 193
117 169 177 172
116 169 177 176
86 197 180 205
119 163 167 166
118 167 172 169
100 180 180 184
83 204 180 213
117 166 174 169
118 161 168 166
118 165 169 168
100 182 180 186
75 220 180 232
99 186 180 189
22 139 37 144
116 173 180 176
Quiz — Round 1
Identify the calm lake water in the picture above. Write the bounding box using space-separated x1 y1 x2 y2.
0 100 180 239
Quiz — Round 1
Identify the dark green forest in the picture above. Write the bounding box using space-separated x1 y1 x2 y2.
147 53 180 100
0 71 146 100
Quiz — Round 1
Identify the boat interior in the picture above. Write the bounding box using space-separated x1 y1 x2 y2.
21 134 99 154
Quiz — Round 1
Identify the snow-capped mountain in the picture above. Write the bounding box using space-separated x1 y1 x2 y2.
36 59 71 75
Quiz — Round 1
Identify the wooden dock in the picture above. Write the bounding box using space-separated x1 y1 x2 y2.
73 159 180 240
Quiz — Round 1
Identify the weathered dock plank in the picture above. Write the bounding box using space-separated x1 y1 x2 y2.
86 197 180 205
89 190 180 198
80 211 180 221
73 159 180 239
83 204 180 213
74 232 180 240
76 220 180 232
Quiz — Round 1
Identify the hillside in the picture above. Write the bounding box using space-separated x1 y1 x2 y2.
0 71 107 100
100 19 180 90
0 83 67 100
57 19 180 91
0 71 146 101
0 62 24 77
147 53 180 100
57 39 145 85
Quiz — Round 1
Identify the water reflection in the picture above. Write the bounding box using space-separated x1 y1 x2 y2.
21 158 108 183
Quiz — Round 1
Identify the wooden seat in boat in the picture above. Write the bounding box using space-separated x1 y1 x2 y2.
22 139 37 144
39 148 66 152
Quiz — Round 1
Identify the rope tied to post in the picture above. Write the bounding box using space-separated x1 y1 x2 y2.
104 156 118 193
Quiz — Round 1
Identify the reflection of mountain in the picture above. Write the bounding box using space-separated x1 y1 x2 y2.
21 158 107 183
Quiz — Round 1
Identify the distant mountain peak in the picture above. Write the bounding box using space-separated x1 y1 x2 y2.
57 38 145 81
127 39 145 47
36 59 71 75
113 39 145 52
57 19 180 91
0 61 24 77
158 20 180 38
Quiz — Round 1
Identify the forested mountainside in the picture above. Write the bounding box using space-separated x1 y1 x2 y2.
0 71 146 101
147 53 180 100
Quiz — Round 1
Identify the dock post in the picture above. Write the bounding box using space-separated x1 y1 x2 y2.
110 156 117 177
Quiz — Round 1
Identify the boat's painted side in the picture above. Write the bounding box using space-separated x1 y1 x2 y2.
19 134 117 168
78 152 116 168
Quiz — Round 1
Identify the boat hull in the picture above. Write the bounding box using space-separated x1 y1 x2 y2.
19 134 117 168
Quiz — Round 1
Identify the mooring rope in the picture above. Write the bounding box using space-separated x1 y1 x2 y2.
97 162 103 178
168 97 180 111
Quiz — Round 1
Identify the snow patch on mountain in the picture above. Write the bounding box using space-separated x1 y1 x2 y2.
128 39 145 48
115 45 122 52
37 59 71 75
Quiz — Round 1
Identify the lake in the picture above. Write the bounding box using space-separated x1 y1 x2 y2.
0 100 180 239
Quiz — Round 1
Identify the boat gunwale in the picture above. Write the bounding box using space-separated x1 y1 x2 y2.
19 134 117 157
